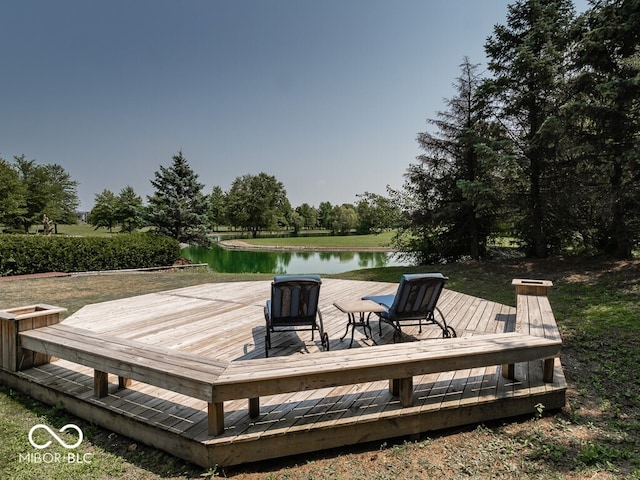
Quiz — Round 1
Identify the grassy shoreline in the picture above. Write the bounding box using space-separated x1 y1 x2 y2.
1 258 639 479
218 231 396 250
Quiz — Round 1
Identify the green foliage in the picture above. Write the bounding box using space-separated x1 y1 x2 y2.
355 192 400 234
2 155 80 233
0 233 179 276
0 156 26 225
398 0 639 261
331 204 358 234
569 0 640 258
225 172 290 237
484 0 576 258
207 185 227 230
89 189 118 232
295 203 319 230
395 59 503 262
146 151 209 245
115 186 144 233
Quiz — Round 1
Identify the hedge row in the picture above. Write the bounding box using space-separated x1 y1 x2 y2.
0 233 181 276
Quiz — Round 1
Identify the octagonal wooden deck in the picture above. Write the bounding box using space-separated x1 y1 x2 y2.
0 279 566 467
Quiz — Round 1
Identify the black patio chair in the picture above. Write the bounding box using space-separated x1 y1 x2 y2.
362 273 456 341
264 275 329 357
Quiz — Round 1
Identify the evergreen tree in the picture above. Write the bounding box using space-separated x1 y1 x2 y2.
570 0 640 258
484 0 576 257
147 151 209 245
395 58 504 262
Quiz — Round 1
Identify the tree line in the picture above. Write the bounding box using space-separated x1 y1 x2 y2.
0 150 399 245
393 0 639 261
92 152 400 244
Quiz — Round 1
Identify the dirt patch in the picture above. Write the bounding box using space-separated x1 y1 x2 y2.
0 271 71 282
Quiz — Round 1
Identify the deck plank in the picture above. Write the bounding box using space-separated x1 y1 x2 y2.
2 278 566 468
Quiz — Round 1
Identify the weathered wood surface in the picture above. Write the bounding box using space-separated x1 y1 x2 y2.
215 332 560 398
3 279 567 468
19 324 226 401
0 304 66 371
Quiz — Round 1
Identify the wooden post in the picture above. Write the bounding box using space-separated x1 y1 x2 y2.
208 402 225 436
509 279 557 382
248 397 260 419
118 376 132 388
389 378 399 396
94 370 109 397
543 358 555 383
0 304 66 371
502 363 516 380
398 377 414 407
512 279 553 298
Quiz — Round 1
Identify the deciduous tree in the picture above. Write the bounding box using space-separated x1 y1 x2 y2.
116 186 144 233
225 172 289 238
0 156 26 227
89 189 118 232
10 155 79 233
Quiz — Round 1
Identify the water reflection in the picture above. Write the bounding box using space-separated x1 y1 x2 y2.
182 244 408 274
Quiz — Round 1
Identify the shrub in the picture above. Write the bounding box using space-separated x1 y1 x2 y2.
0 233 180 276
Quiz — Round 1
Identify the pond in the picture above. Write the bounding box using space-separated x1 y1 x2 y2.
181 244 410 274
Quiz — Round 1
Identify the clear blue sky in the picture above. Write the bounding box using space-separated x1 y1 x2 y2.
1 0 587 211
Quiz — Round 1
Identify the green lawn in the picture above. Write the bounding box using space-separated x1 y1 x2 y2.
240 231 396 248
0 258 638 479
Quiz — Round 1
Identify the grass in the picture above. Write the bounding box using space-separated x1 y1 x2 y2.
225 231 396 249
1 257 639 479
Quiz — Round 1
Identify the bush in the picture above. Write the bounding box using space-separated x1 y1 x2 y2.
0 233 180 276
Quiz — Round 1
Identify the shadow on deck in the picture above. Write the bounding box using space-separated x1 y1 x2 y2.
0 278 566 467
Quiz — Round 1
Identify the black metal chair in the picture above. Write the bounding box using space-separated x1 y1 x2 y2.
264 275 329 357
362 273 455 341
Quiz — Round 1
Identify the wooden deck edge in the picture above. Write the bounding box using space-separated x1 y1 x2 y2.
1 366 566 468
204 389 567 466
0 370 212 467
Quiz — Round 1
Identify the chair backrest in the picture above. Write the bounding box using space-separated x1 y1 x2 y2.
388 273 447 320
270 275 322 325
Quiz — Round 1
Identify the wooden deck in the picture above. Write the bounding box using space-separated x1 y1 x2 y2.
0 279 566 467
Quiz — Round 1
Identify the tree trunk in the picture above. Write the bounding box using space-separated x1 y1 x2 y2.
611 162 632 259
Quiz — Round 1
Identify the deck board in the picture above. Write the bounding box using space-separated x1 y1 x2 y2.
1 278 566 467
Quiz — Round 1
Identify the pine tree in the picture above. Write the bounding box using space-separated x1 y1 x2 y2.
571 0 640 258
484 0 576 257
395 58 504 262
147 151 209 245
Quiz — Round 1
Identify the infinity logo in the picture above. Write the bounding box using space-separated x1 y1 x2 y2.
28 424 83 449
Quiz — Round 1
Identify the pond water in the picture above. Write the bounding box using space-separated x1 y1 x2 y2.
182 244 410 274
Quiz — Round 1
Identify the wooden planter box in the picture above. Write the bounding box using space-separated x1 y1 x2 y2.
0 304 66 371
